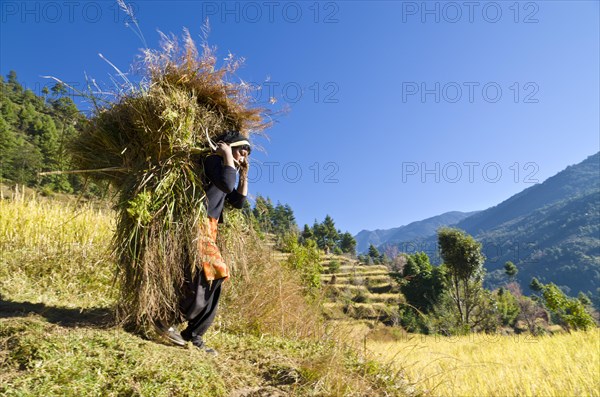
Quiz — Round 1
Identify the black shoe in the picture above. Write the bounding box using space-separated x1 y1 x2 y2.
182 331 218 356
180 328 193 342
154 323 186 347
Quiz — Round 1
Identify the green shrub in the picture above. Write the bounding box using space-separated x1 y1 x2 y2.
495 288 520 327
542 283 595 331
329 259 341 274
286 238 322 297
352 291 370 303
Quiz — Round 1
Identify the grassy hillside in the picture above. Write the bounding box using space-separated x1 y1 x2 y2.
2 194 598 396
0 73 102 196
0 195 410 396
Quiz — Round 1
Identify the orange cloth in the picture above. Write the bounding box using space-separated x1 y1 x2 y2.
197 217 229 281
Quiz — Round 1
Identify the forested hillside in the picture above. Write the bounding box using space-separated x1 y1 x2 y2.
0 72 101 195
377 153 600 297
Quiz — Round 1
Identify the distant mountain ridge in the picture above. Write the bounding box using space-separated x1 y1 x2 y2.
355 211 478 253
475 188 599 294
451 152 600 294
453 152 600 236
357 152 600 296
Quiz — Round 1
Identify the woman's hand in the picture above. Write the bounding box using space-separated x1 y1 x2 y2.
216 141 232 157
216 142 235 168
238 156 249 178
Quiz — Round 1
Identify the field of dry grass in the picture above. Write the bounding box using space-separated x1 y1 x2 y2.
2 193 598 396
368 330 600 397
0 194 410 396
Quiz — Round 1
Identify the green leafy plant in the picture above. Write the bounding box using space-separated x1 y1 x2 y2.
286 238 322 297
542 283 595 331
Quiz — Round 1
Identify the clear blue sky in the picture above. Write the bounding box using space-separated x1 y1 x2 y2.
1 1 598 235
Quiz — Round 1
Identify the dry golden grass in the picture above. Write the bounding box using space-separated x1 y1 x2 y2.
0 194 115 309
0 196 412 396
0 195 323 339
8 195 596 396
368 330 600 397
217 210 325 339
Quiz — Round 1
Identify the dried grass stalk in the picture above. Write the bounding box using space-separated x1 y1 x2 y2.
218 210 325 339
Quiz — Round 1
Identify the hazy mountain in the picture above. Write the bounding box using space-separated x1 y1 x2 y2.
453 152 600 236
355 211 478 253
377 152 600 295
479 188 599 294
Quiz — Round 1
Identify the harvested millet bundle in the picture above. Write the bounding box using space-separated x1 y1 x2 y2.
69 29 270 330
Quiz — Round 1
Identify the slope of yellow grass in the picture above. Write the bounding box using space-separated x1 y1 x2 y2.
1 196 411 396
0 194 115 308
368 330 600 397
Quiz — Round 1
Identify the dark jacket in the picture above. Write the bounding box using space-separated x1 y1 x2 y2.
202 154 246 222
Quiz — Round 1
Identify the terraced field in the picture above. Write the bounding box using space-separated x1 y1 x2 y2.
263 235 403 324
320 256 403 323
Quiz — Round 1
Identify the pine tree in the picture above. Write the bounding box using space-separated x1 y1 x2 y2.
312 215 339 253
300 224 314 245
368 244 381 264
530 277 543 292
321 215 339 251
7 70 22 94
253 195 274 232
504 261 518 281
339 232 357 255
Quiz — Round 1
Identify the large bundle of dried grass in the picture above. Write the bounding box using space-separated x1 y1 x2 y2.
70 30 269 330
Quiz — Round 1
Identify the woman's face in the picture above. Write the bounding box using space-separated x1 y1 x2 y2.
232 145 250 162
